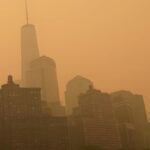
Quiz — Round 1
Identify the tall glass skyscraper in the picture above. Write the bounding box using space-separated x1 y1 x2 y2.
21 24 40 85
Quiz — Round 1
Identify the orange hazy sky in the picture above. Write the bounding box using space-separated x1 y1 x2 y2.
0 0 150 112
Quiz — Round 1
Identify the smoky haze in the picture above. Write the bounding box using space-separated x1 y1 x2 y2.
0 0 150 112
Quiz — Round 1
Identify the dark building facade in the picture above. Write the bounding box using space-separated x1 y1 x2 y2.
0 76 69 150
111 93 137 150
39 116 69 150
145 123 150 149
111 91 148 150
77 86 121 150
0 75 41 150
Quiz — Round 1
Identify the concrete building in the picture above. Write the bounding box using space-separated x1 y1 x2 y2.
111 91 148 150
0 76 69 150
111 92 137 150
65 75 92 115
0 75 41 150
78 86 121 150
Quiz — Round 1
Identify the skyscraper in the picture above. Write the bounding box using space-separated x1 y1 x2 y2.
111 92 137 150
0 75 42 150
21 24 40 85
78 86 121 150
111 91 148 150
21 1 64 116
26 56 65 116
21 0 40 85
0 76 69 150
65 75 93 115
26 56 60 103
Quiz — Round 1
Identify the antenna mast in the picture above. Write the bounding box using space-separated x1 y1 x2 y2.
25 0 29 24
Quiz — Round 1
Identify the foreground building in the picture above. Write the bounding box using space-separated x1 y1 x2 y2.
40 116 69 150
0 75 41 150
77 86 121 150
0 76 68 150
111 92 137 150
111 91 148 150
146 123 150 149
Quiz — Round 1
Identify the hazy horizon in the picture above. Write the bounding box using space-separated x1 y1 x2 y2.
0 0 150 113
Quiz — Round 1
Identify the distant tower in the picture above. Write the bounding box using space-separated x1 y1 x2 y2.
65 75 93 115
26 56 66 116
26 56 60 104
21 0 40 85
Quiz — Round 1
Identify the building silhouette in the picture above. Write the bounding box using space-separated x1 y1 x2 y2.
77 86 121 150
65 75 92 115
39 116 69 150
0 75 41 150
111 92 137 150
0 76 69 150
26 56 60 103
20 2 64 116
21 24 40 86
26 56 65 116
111 91 148 150
146 123 150 149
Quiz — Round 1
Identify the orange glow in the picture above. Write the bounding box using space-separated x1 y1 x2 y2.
0 0 150 111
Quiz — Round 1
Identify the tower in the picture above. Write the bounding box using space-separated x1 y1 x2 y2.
26 56 66 116
26 56 60 104
21 0 40 85
21 1 64 116
0 76 69 150
65 75 93 115
78 87 121 150
0 76 42 150
111 91 148 150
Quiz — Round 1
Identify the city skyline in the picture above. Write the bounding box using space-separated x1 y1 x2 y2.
0 1 150 150
0 0 149 112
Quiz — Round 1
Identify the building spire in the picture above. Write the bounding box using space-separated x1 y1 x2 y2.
25 0 29 24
